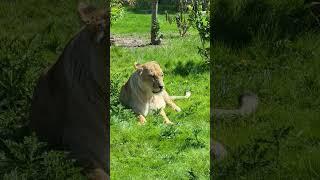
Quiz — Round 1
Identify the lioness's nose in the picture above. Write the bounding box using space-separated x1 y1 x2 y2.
159 85 164 90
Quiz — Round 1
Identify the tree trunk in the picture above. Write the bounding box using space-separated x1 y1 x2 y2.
151 0 159 45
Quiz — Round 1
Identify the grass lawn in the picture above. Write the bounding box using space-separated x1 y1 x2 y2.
212 33 320 179
110 12 210 179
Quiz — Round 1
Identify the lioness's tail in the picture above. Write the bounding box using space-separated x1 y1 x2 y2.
170 91 191 100
212 92 258 119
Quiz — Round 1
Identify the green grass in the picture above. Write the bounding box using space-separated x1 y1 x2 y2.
211 32 320 179
111 13 182 37
110 11 210 179
210 1 320 177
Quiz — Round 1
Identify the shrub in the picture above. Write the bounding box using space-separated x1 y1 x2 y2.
189 1 210 62
0 136 86 180
111 0 125 24
165 0 193 37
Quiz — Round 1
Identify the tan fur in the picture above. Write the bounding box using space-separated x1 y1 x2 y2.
29 3 109 179
120 61 191 124
212 92 258 119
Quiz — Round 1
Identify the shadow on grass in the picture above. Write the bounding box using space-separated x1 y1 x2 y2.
171 60 209 77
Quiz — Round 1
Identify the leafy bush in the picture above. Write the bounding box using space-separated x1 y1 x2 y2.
111 0 125 24
164 0 210 62
189 1 210 62
0 136 86 180
165 1 192 37
0 37 47 139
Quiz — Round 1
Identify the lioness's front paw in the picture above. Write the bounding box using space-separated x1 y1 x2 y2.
175 107 181 112
138 115 147 125
164 120 174 125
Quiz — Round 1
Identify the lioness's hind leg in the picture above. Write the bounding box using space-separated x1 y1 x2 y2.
163 91 181 112
160 109 173 124
167 100 181 112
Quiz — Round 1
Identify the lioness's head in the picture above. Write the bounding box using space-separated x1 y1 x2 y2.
135 61 165 94
78 2 108 44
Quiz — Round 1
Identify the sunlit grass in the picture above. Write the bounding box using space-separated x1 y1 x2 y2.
110 11 210 179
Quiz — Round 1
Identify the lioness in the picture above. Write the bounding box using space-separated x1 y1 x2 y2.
120 61 191 124
29 2 109 180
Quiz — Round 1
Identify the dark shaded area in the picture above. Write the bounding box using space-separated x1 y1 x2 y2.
211 1 320 179
212 0 320 47
212 126 294 179
172 60 209 77
0 0 109 179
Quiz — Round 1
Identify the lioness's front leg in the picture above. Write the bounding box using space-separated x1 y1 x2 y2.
87 168 109 180
159 109 173 124
138 114 147 125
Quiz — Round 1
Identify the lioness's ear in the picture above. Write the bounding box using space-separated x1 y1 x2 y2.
78 2 97 24
134 63 143 70
150 60 159 65
134 62 143 75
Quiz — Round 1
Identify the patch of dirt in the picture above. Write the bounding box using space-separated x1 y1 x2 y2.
111 36 150 47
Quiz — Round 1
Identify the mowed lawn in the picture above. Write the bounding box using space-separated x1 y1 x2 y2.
110 12 210 179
